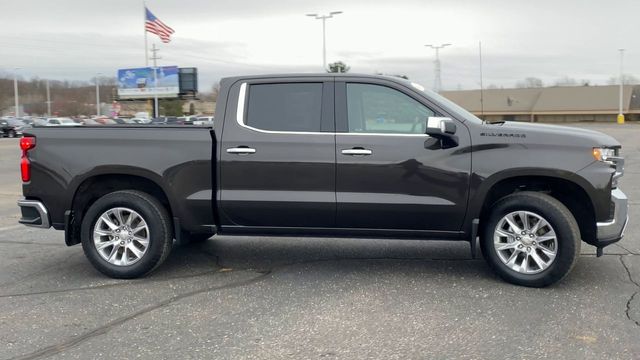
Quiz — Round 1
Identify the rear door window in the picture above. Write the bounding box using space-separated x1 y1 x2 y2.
246 83 323 132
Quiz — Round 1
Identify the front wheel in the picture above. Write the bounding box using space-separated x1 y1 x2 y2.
81 190 173 279
7 130 16 138
481 191 581 287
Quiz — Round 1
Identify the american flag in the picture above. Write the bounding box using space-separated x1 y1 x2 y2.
145 7 175 43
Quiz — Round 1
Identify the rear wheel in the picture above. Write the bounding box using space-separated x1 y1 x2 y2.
81 190 173 279
481 191 581 287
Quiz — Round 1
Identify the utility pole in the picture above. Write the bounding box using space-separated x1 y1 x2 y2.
306 11 343 71
144 1 149 66
150 44 161 118
479 41 484 121
46 79 51 117
425 43 451 93
13 69 20 118
95 73 102 117
618 49 625 124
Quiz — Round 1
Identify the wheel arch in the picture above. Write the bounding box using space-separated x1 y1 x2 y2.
469 170 597 245
66 170 175 246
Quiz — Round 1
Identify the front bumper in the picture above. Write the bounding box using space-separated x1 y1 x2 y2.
596 188 628 246
17 199 51 228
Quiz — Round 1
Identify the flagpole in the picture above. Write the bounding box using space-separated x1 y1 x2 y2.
144 1 149 66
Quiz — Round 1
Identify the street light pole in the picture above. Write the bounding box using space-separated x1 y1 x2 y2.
46 79 51 117
306 11 343 71
95 73 102 117
13 68 20 118
618 49 625 124
150 44 161 118
425 43 451 93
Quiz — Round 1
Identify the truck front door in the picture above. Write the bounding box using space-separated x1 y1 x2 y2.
219 78 336 228
334 79 471 232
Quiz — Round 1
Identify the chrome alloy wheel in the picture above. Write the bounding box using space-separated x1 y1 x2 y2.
93 207 150 266
493 211 558 274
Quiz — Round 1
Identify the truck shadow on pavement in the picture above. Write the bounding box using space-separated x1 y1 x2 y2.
0 233 627 298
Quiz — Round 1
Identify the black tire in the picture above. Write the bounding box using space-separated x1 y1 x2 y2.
480 191 581 287
7 130 16 138
81 190 173 279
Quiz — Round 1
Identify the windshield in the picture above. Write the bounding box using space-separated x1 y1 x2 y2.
404 81 484 125
60 118 75 124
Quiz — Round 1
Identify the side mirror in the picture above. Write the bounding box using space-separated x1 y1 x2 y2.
426 117 457 136
425 117 458 148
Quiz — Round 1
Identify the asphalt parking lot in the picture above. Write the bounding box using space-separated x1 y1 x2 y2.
0 123 639 359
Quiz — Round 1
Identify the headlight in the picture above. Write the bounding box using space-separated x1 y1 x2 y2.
592 147 616 162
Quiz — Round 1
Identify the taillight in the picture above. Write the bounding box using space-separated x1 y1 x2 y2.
20 137 36 151
19 136 35 182
21 157 31 182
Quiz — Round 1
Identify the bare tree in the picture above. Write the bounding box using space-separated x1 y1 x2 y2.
554 76 578 86
607 74 640 85
515 77 544 88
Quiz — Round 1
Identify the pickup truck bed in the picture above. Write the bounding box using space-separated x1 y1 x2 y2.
21 126 215 237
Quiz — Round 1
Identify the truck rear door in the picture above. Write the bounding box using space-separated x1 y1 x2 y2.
218 77 336 228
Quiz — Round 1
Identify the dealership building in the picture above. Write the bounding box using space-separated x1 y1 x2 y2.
441 85 640 122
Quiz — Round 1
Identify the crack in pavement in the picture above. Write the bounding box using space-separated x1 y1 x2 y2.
615 242 640 256
619 255 640 327
0 252 80 289
0 268 222 298
7 270 272 360
3 250 639 358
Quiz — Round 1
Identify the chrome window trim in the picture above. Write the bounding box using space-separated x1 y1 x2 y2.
236 82 332 136
337 133 430 137
235 82 431 138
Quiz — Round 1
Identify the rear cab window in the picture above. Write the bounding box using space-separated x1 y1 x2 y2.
243 82 331 133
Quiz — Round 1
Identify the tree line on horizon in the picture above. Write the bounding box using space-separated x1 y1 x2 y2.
2 69 639 116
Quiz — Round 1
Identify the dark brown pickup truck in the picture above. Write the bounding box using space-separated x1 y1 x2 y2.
17 74 628 287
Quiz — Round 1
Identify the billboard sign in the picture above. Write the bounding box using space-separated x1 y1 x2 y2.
117 66 179 99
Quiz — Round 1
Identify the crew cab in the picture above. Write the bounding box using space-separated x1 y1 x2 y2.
17 74 628 287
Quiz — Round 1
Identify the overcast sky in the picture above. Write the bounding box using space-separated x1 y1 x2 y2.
1 0 638 91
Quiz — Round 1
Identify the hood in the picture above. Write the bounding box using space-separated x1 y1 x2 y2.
489 121 621 148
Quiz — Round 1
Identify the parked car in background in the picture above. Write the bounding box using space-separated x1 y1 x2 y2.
21 118 35 127
46 117 82 127
135 112 150 120
111 118 128 125
81 118 102 125
129 118 150 124
7 118 29 137
0 119 16 137
193 116 214 125
93 117 117 125
177 116 197 125
150 116 179 125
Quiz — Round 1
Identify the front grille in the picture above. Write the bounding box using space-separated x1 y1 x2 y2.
610 154 624 189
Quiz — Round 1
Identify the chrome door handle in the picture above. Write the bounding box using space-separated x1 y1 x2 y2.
226 147 256 155
341 148 372 156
